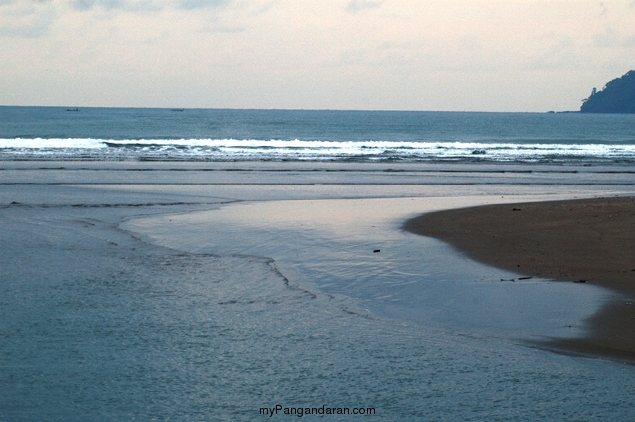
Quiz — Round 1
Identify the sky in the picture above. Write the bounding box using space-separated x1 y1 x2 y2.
1 0 634 111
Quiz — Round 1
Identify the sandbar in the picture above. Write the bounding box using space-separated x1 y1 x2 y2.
404 196 635 361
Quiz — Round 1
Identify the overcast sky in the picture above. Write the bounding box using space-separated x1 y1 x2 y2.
1 0 634 111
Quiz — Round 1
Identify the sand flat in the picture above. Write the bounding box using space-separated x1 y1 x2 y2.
404 196 635 361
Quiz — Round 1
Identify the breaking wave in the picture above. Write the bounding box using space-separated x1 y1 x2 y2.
2 138 635 163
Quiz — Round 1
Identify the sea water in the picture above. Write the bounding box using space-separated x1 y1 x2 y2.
2 106 635 163
2 108 635 420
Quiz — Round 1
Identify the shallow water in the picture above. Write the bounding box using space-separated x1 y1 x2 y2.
2 163 635 420
124 196 611 342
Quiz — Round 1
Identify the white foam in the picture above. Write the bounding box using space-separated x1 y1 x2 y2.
2 138 635 162
0 138 108 149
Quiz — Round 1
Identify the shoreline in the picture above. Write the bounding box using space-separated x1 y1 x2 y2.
403 196 635 362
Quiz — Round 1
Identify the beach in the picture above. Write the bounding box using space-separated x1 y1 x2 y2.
3 160 635 419
404 197 635 361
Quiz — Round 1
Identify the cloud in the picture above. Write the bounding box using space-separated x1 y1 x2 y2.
70 0 167 12
177 0 230 11
593 27 619 47
526 36 577 70
0 0 242 41
68 0 231 12
346 0 384 14
71 0 117 11
593 27 635 48
0 0 56 38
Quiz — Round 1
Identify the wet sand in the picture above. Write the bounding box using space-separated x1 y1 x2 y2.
404 196 635 361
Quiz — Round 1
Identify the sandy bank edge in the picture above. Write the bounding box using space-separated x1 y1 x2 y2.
403 196 635 362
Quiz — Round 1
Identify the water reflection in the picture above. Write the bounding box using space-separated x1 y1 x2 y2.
125 196 611 342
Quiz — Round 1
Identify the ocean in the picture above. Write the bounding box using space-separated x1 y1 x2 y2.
2 106 635 163
2 107 635 420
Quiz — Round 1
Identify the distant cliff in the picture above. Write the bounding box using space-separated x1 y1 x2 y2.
580 70 635 113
